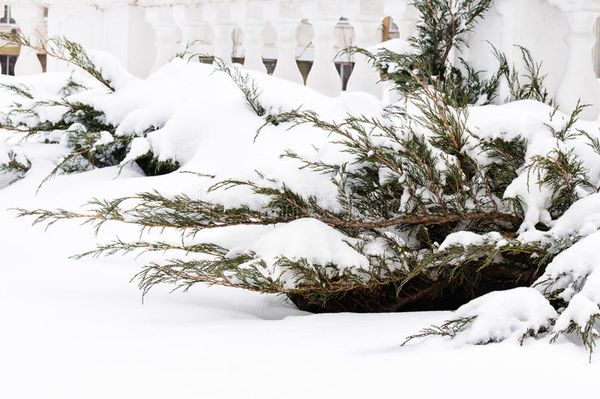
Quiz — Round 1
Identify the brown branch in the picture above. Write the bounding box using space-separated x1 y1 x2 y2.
58 208 520 234
318 211 520 229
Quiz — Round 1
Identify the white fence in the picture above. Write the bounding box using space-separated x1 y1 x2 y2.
2 0 600 119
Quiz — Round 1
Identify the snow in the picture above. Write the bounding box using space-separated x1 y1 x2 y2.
451 287 557 344
438 231 503 251
504 172 553 233
467 99 600 233
547 193 600 238
120 136 150 165
88 50 137 90
7 55 596 239
3 51 600 398
114 103 173 137
93 130 115 147
555 294 600 332
538 230 600 301
535 231 600 335
0 185 598 398
249 218 369 271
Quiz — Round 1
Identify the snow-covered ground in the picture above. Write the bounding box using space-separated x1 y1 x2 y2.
2 55 600 398
0 146 598 399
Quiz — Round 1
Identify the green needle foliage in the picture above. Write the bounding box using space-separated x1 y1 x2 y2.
213 57 266 117
499 45 550 104
348 0 495 105
526 101 596 217
402 316 477 344
527 146 593 217
0 34 179 185
347 0 550 107
17 55 577 313
552 314 600 362
0 150 31 184
0 31 115 92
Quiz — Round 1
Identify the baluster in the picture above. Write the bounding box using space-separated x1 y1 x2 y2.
305 0 342 96
381 0 414 104
549 0 600 119
145 6 179 73
270 0 303 84
347 0 384 97
243 0 267 73
395 0 418 41
172 4 206 61
209 2 235 64
495 0 515 103
44 3 71 73
12 4 44 75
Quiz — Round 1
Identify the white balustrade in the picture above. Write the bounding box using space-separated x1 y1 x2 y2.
2 0 600 113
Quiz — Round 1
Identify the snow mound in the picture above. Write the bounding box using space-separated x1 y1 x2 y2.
88 50 137 90
536 231 600 338
453 287 557 344
250 218 369 270
536 231 600 303
547 193 600 238
438 231 503 251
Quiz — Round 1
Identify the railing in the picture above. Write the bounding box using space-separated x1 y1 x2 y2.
137 0 413 98
1 0 600 119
